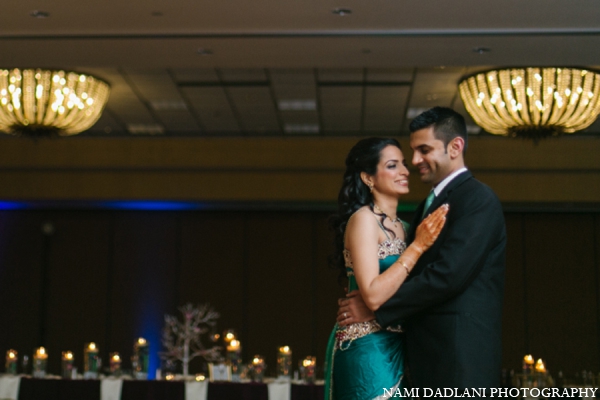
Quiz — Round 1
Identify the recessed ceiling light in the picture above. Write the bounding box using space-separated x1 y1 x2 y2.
284 124 320 134
425 93 439 101
197 48 213 56
278 99 317 111
332 8 352 16
30 10 50 18
472 47 491 54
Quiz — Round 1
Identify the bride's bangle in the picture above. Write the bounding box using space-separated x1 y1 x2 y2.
399 260 410 275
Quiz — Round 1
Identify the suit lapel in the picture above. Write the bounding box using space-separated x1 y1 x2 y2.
426 170 472 216
409 171 473 242
407 200 425 242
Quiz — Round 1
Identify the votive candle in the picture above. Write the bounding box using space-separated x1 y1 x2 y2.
535 358 546 374
301 356 316 383
251 355 266 382
227 339 242 378
84 342 99 379
223 329 237 344
277 346 292 379
133 338 149 379
5 350 18 375
33 347 48 378
109 352 121 374
61 351 74 379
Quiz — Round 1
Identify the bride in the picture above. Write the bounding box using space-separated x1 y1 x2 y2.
324 137 447 400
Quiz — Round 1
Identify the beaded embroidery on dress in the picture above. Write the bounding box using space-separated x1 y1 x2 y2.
343 237 407 275
338 231 406 350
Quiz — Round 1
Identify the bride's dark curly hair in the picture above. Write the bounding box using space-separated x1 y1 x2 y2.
329 137 402 281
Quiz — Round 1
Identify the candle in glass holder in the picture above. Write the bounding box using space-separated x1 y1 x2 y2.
109 352 122 375
523 354 534 375
250 355 266 382
84 342 99 379
133 338 149 380
5 350 18 375
277 346 292 380
227 339 242 381
535 359 546 374
33 347 48 378
223 329 237 345
301 356 316 383
195 373 206 381
61 351 74 379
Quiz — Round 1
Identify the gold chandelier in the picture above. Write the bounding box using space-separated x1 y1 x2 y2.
459 67 600 139
0 68 110 137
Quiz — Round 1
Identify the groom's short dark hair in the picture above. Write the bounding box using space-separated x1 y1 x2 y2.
409 107 468 152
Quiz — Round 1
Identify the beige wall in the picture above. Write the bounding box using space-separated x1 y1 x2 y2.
1 136 599 203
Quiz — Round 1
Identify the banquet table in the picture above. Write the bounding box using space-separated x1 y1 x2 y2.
12 377 324 400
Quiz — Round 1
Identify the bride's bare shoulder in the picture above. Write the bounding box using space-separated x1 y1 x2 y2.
347 206 376 230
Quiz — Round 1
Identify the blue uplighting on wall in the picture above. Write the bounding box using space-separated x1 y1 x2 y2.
140 317 162 379
100 201 204 210
0 201 28 210
0 200 210 211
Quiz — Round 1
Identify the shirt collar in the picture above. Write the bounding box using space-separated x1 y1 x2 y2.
432 167 468 197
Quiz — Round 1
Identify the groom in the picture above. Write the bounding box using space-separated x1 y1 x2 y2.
337 107 506 390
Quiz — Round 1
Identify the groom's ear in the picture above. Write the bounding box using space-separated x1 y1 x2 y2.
447 137 465 159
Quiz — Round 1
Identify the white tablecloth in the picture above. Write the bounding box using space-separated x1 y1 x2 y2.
100 378 123 400
0 376 20 400
267 381 291 400
185 381 209 400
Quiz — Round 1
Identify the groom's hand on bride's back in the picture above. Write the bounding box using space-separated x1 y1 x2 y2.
336 290 375 327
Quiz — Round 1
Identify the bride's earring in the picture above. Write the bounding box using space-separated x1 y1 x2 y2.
368 183 373 193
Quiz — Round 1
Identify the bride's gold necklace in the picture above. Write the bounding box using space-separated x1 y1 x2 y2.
373 204 401 228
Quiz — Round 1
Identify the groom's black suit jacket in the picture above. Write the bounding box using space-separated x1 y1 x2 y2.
374 170 506 390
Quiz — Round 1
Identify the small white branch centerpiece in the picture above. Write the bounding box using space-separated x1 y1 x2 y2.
160 303 223 377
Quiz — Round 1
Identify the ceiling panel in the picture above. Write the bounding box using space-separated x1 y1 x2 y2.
270 69 316 85
86 111 126 135
220 69 268 83
227 87 280 134
171 68 220 83
122 69 181 99
269 69 318 134
86 69 157 128
319 86 363 133
154 110 202 133
270 69 317 100
318 69 364 83
409 68 467 108
363 86 410 133
119 69 201 132
366 68 414 83
182 87 241 133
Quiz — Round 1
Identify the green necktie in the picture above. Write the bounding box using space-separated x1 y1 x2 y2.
421 190 436 219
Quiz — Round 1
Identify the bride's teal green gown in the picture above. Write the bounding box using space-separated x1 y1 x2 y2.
324 227 408 400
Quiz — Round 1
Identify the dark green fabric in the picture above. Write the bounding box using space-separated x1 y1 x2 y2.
324 254 405 400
